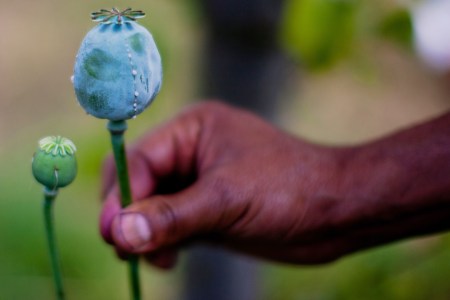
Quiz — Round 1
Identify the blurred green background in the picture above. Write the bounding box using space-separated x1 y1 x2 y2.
1 0 450 299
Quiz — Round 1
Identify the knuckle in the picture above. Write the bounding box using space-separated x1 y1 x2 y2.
154 199 180 242
205 176 230 205
183 101 231 126
202 175 236 229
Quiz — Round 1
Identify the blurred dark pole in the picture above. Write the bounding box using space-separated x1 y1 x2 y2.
183 1 294 300
199 0 291 121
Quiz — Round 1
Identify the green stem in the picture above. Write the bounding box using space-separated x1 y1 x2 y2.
43 187 65 300
107 120 141 300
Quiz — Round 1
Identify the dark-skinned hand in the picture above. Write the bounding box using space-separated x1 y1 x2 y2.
100 102 450 269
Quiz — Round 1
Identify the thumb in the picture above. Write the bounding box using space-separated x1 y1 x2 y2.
110 178 230 253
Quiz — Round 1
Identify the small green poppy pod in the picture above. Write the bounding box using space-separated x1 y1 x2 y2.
32 136 77 189
73 8 163 121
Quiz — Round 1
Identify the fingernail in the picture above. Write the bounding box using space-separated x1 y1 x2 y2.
119 213 152 250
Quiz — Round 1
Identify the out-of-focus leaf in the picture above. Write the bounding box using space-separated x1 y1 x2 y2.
281 0 357 71
377 9 413 49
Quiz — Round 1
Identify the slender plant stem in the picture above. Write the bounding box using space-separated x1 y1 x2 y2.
108 120 141 300
43 187 65 300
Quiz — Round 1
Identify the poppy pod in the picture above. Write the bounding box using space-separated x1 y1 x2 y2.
32 136 77 189
73 8 162 120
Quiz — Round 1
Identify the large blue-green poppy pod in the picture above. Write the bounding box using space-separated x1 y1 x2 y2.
73 8 162 121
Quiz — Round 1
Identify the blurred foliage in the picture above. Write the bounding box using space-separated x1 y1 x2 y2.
281 0 357 70
281 0 414 71
376 9 413 50
263 234 450 300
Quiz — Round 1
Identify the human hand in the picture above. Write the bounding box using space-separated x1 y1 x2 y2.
100 102 450 269
100 102 347 268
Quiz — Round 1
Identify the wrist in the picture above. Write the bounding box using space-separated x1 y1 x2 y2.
285 113 450 262
289 141 351 239
315 124 450 255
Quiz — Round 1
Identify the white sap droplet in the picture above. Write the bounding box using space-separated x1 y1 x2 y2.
132 115 137 119
132 70 138 76
133 103 137 107
128 53 132 58
70 75 74 83
134 91 139 97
